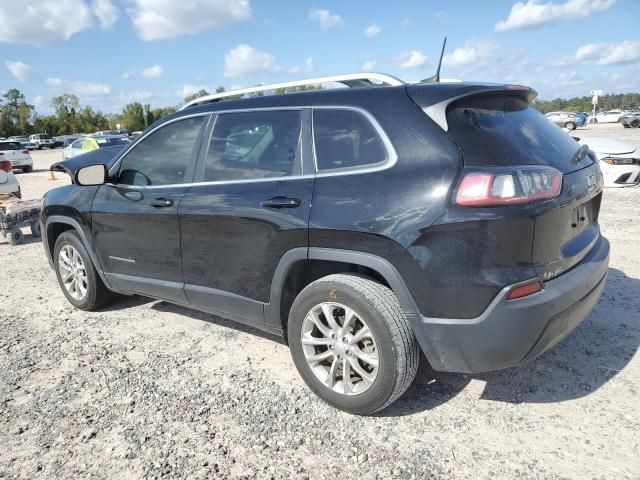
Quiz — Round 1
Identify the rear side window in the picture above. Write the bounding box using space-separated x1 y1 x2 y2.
118 116 205 186
447 95 585 173
313 109 388 171
0 142 19 150
203 110 302 182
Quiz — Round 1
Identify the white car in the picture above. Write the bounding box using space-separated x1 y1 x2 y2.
0 158 21 199
0 141 33 173
588 111 624 124
28 133 54 149
577 137 640 187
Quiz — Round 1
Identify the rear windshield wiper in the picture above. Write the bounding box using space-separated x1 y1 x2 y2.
570 144 590 165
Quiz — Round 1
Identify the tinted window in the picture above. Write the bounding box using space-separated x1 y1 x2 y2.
118 116 204 186
203 110 301 181
447 95 583 173
71 139 85 149
313 109 388 171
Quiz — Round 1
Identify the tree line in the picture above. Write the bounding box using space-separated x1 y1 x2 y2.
2 86 638 138
532 92 640 114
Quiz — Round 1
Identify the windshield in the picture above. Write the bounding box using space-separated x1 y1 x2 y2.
447 95 589 173
95 137 129 147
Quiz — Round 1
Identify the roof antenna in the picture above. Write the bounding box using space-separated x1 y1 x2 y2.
421 37 447 83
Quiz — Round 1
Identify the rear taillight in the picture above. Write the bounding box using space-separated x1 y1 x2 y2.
0 160 12 172
455 166 562 207
22 150 29 155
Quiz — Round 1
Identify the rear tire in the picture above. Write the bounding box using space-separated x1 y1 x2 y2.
30 221 41 238
53 231 112 310
631 119 640 128
288 274 419 415
564 121 576 130
22 166 33 173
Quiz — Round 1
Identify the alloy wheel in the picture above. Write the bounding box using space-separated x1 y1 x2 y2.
58 244 89 301
301 302 379 395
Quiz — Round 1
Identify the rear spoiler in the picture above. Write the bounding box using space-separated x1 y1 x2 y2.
406 83 537 131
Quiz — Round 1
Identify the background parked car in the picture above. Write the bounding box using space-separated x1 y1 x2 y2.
53 135 78 148
575 136 640 187
621 111 640 128
588 111 624 123
0 158 21 199
28 133 54 149
545 111 583 130
0 141 33 173
573 112 588 126
62 135 130 159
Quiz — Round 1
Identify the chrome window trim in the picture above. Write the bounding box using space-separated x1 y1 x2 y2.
311 105 397 177
107 105 396 189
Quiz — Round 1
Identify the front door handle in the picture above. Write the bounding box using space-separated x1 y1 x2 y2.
150 197 174 208
261 196 301 209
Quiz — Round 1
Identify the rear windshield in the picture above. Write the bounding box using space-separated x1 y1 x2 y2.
0 142 21 150
447 95 588 173
95 137 129 147
39 134 52 139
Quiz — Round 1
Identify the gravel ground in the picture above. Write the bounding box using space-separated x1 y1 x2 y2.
1 124 639 479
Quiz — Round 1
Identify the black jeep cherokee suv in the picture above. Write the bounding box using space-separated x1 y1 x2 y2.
42 78 609 414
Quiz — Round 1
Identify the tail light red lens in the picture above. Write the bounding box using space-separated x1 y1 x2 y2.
22 150 30 155
455 166 562 207
0 160 12 172
507 280 543 300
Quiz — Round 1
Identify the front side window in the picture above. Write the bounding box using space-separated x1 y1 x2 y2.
118 116 205 186
313 109 388 171
203 110 302 182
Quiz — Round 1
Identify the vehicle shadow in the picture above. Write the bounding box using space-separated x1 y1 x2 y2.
380 267 640 416
0 234 41 247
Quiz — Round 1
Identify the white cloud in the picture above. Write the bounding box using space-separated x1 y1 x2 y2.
395 50 426 69
224 44 276 78
364 24 381 38
141 65 164 78
119 90 153 102
495 0 616 32
0 0 93 45
121 70 134 79
442 39 498 68
128 0 252 41
92 0 118 29
286 57 315 74
223 44 313 78
309 8 343 29
401 18 413 29
6 60 35 82
46 77 111 96
178 84 209 98
362 60 377 71
553 40 640 66
32 95 43 106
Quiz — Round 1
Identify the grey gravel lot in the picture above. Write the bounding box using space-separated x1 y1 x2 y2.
1 123 639 479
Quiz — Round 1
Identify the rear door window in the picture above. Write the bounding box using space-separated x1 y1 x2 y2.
203 110 302 182
312 109 388 171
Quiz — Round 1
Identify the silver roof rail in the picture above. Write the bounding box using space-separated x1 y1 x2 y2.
179 72 405 110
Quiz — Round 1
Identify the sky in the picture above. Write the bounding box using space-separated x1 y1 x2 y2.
0 0 639 114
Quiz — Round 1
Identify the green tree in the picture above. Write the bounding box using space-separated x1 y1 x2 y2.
51 94 80 134
121 102 146 131
184 89 209 103
0 89 34 136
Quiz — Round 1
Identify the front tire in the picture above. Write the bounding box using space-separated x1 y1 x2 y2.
288 274 419 414
53 231 112 310
631 119 640 128
564 121 576 130
22 165 33 173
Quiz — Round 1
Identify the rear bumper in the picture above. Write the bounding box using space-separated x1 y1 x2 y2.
410 235 609 373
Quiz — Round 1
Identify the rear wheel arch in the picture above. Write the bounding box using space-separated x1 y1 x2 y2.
268 248 419 340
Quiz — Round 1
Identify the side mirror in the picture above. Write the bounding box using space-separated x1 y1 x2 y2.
76 164 107 186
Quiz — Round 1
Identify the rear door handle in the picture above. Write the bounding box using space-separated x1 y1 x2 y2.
150 197 174 208
260 196 301 209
